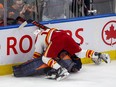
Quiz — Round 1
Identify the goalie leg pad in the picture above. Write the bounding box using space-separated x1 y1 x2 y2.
13 58 49 77
57 54 80 73
58 51 82 73
58 59 76 72
72 58 82 71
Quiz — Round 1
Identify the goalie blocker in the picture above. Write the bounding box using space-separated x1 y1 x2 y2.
12 50 82 77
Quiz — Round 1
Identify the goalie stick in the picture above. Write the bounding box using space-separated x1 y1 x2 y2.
16 16 50 30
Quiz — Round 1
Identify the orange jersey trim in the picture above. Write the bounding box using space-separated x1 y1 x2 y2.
33 52 41 58
47 59 57 68
44 42 52 57
41 28 57 46
86 50 94 58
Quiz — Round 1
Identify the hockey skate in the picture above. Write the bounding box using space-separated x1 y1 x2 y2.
92 57 102 65
92 52 110 65
46 67 69 81
55 67 69 81
45 68 57 79
99 53 110 63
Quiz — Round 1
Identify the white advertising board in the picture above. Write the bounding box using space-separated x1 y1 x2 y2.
46 16 116 51
0 16 116 65
0 26 37 65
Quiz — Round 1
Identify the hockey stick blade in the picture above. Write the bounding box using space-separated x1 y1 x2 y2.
18 21 27 30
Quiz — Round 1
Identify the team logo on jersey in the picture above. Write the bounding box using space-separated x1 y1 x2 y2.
102 20 116 46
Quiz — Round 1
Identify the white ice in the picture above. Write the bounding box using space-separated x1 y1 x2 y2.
0 60 116 87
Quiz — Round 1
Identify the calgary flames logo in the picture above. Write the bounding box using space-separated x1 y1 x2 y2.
102 20 116 46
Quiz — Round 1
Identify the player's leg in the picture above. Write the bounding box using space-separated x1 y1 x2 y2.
42 56 69 81
42 40 70 80
57 50 82 73
63 35 110 64
12 58 48 77
75 50 111 64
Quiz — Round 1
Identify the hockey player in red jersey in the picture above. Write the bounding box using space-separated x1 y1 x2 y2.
33 28 110 81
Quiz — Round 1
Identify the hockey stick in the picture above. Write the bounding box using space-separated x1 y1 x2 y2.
18 21 28 30
27 19 50 30
16 16 50 30
16 16 28 30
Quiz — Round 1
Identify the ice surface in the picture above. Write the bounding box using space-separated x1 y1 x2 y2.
0 61 116 87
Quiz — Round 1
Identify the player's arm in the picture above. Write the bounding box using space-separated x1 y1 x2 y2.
33 34 44 58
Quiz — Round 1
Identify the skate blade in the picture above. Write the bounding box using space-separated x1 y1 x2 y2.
45 75 56 79
102 54 111 63
56 73 70 81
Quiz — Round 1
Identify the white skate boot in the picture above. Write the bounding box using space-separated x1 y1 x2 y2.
100 53 110 63
92 57 102 65
46 67 69 81
92 52 110 65
56 67 69 81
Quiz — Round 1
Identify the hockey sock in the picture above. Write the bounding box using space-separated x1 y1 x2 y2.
75 49 95 58
42 56 61 69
